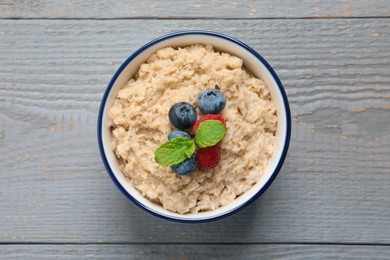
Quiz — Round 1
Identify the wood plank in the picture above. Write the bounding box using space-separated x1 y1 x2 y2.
1 244 390 259
0 0 390 19
0 19 389 244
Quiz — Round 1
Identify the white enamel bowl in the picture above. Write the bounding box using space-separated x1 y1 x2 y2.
98 31 291 223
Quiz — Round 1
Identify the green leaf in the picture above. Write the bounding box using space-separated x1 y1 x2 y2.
154 137 195 166
195 120 227 148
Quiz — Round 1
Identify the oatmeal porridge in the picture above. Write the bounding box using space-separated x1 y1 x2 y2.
109 44 277 214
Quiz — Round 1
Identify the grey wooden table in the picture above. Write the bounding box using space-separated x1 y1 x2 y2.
1 1 390 259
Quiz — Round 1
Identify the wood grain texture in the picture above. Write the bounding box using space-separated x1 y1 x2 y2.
0 19 389 245
1 244 390 259
0 0 390 19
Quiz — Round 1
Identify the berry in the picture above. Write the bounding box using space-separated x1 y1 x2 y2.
168 102 197 130
168 130 191 140
171 154 197 175
193 114 226 133
196 146 221 170
198 89 226 114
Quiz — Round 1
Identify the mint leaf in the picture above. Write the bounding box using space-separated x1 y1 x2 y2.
155 137 195 166
195 120 226 148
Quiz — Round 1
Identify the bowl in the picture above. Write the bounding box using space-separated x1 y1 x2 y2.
97 30 291 223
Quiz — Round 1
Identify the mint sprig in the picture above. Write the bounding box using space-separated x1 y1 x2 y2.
155 137 195 166
195 120 226 148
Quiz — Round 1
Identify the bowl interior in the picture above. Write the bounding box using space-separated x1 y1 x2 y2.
99 32 290 222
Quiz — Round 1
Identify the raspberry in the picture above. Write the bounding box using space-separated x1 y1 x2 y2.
193 114 226 133
196 146 221 170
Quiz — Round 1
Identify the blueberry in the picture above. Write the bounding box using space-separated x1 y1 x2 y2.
198 89 226 114
168 102 197 130
168 130 191 140
171 154 197 175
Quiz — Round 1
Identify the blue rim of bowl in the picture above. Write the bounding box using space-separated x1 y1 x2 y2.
97 30 291 223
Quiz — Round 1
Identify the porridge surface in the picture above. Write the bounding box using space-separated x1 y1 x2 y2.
109 44 277 214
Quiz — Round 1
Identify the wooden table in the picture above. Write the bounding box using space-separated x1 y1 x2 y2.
1 1 390 259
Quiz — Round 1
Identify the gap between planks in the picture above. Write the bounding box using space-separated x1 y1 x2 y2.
0 242 389 246
1 16 390 21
